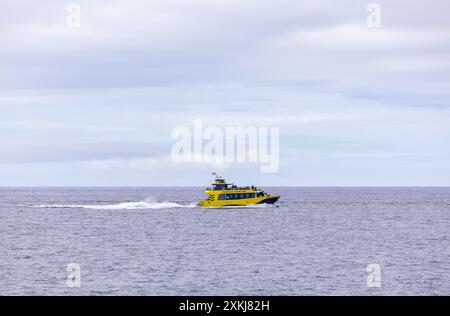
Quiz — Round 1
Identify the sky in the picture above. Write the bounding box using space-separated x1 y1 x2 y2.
0 0 449 186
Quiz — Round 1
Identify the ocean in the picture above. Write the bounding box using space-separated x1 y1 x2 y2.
0 187 449 295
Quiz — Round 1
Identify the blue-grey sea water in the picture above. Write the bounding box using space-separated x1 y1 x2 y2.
1 187 449 296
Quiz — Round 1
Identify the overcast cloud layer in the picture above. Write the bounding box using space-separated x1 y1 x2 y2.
1 0 449 186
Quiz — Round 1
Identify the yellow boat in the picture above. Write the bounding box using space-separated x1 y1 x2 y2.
198 174 280 207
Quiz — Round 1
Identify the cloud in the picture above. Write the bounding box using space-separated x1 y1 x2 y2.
0 142 167 163
0 0 450 185
0 0 448 105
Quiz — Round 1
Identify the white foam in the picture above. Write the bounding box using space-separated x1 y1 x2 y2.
29 200 197 210
200 203 275 209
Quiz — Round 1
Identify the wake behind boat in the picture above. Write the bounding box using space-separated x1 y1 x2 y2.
197 173 280 207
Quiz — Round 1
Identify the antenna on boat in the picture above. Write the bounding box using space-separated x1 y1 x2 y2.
212 172 221 179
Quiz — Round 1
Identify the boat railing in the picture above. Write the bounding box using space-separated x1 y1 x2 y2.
228 186 260 191
206 185 261 191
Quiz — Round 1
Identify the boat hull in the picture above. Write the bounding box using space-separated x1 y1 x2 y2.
256 196 280 205
198 195 281 208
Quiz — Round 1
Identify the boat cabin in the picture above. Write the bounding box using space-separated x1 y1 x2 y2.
212 179 232 190
207 178 262 193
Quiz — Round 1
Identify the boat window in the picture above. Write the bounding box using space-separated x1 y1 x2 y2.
214 192 258 201
213 184 226 190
